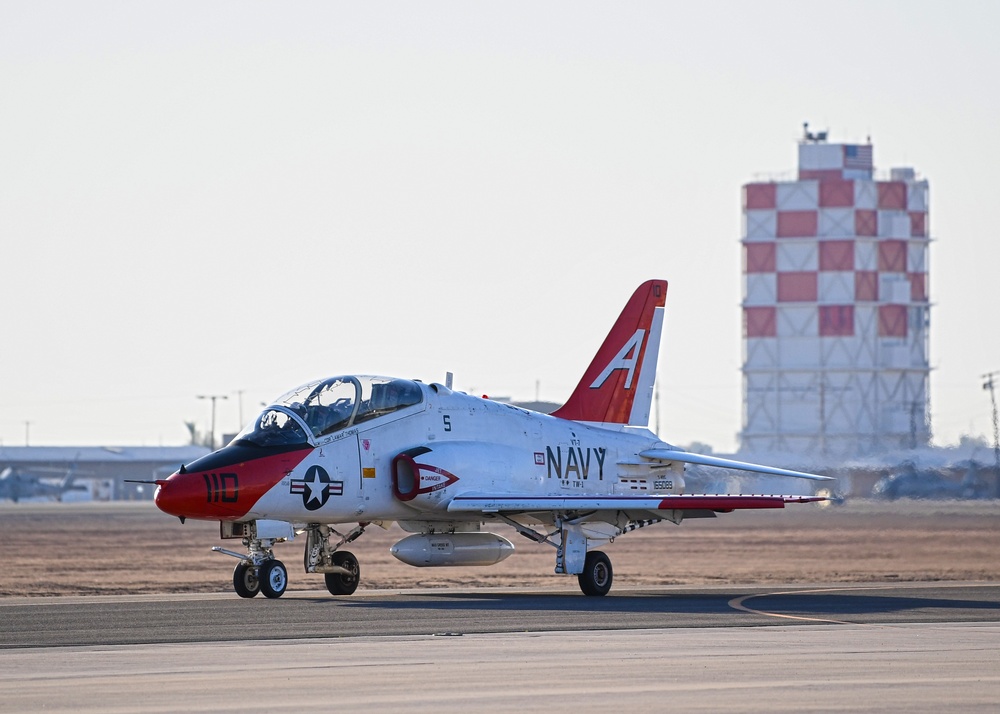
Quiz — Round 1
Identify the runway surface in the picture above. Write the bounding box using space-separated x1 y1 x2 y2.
1 581 998 647
2 583 999 712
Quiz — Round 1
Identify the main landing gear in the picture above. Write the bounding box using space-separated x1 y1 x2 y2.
578 551 613 596
496 515 631 596
303 523 366 596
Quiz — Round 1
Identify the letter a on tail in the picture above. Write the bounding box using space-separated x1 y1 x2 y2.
552 279 667 427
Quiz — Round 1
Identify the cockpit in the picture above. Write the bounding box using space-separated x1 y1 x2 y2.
231 376 424 447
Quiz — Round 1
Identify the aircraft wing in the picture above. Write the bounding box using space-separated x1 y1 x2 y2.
448 493 825 514
639 448 833 481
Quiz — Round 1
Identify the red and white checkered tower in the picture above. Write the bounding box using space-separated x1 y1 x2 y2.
740 129 930 458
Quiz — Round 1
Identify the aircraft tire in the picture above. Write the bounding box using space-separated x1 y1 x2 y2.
578 550 613 597
259 560 288 599
233 563 260 598
325 551 360 596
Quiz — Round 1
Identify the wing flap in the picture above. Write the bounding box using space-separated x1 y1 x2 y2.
448 493 825 514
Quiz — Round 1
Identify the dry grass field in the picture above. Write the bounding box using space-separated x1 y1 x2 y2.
1 499 997 597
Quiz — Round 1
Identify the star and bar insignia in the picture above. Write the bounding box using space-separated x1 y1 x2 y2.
290 465 343 511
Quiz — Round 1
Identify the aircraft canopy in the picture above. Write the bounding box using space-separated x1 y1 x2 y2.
232 376 424 447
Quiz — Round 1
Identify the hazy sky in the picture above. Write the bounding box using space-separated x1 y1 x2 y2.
3 1 998 451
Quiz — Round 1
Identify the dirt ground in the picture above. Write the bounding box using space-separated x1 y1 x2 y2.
1 499 997 597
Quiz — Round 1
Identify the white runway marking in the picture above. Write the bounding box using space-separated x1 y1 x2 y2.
728 584 900 625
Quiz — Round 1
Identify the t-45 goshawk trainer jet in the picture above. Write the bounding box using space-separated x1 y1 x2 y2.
0 466 88 502
154 280 830 598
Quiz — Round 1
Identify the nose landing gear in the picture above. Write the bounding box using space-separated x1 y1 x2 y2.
214 520 293 599
229 558 288 599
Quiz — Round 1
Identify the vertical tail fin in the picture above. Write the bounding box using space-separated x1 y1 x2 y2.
551 279 667 426
60 463 77 490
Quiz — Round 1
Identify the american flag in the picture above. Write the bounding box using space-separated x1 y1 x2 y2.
843 144 873 170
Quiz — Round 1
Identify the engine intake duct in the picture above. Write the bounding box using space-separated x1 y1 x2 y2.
391 446 459 507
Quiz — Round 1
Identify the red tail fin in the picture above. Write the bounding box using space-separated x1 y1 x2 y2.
552 279 667 426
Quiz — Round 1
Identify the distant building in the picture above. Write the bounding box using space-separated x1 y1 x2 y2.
0 445 210 500
740 129 930 457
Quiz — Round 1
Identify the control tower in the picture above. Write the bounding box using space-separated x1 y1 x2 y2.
740 127 930 457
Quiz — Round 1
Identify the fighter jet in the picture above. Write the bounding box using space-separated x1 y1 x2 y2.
0 466 87 502
154 280 830 598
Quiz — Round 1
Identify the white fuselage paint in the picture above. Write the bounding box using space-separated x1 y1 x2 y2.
241 383 665 526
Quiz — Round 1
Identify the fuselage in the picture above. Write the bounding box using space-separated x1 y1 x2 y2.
148 281 826 600
154 376 670 526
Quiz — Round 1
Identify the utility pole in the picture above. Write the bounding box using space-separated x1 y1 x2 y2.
819 377 827 456
197 394 229 450
235 389 245 428
981 372 1000 497
24 420 32 447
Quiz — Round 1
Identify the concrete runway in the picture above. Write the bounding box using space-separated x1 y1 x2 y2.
2 583 999 712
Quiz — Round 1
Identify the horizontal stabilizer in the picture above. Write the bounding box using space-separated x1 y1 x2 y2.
448 493 825 514
639 448 833 481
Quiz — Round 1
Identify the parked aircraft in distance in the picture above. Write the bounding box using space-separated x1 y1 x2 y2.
153 280 830 598
0 466 87 502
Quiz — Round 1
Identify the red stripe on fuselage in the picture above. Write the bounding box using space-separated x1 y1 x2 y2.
656 495 786 511
154 448 312 521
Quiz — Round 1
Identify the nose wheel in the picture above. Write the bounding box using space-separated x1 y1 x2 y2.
233 563 260 598
259 560 288 598
232 559 287 598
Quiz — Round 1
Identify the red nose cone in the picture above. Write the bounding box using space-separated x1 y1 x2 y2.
153 446 311 522
154 471 203 519
152 479 170 512
154 469 246 520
